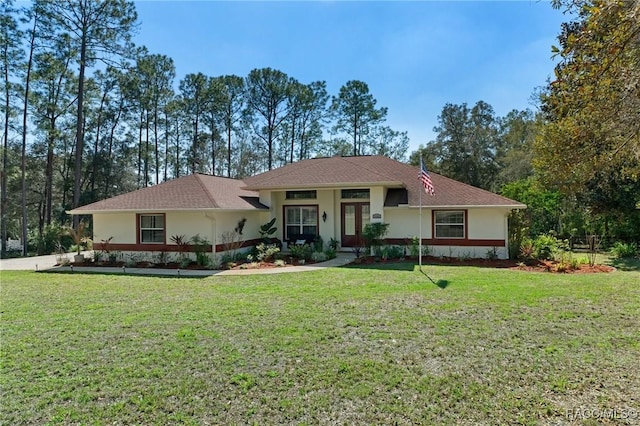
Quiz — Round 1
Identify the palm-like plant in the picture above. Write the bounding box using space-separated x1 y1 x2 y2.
64 221 90 257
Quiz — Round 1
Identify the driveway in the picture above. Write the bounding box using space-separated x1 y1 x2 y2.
0 251 85 271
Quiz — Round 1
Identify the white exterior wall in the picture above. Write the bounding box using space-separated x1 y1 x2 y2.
92 210 265 263
467 208 508 240
317 190 336 245
369 187 385 223
384 207 510 259
93 212 137 244
385 207 432 240
166 211 214 243
255 188 512 259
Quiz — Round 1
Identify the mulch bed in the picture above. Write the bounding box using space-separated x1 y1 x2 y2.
66 256 615 274
351 255 615 274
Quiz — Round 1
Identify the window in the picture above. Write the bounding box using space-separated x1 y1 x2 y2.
284 206 318 239
341 189 369 199
434 211 465 239
139 214 165 243
286 190 316 200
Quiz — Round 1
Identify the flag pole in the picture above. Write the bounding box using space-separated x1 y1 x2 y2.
419 156 423 272
418 156 434 274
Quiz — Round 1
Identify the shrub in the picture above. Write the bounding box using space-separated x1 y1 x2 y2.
311 251 328 263
409 236 420 258
180 257 192 269
154 251 171 265
519 238 535 261
362 223 389 253
409 237 429 258
610 241 638 259
328 238 340 251
255 243 280 262
570 256 589 270
289 243 312 261
28 222 71 256
533 234 557 260
486 247 499 260
324 248 337 260
555 250 574 271
190 234 211 267
219 253 233 264
533 234 568 261
125 253 140 268
388 245 405 259
313 235 324 252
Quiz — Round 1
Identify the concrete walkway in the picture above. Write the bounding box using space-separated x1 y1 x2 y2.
1 251 355 277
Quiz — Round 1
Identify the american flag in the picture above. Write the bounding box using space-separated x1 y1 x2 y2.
420 158 435 196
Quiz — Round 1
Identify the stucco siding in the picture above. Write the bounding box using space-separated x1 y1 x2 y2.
242 188 512 259
369 186 385 223
317 190 336 245
92 210 263 252
210 211 264 247
467 208 508 240
385 208 432 240
166 212 212 243
93 213 137 244
383 207 509 259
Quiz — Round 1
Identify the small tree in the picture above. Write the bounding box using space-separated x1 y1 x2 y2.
190 234 211 267
362 222 389 256
586 233 601 267
170 234 190 263
220 230 242 260
64 221 89 256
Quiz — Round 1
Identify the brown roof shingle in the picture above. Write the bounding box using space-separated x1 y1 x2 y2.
69 174 267 213
70 156 525 213
244 156 525 208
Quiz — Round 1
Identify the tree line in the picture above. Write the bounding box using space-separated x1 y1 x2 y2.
412 0 640 249
2 0 638 257
0 0 408 255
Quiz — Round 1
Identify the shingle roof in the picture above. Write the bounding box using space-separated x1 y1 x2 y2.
244 156 525 208
68 174 267 213
70 156 525 213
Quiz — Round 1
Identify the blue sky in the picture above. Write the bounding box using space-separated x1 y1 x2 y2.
133 1 568 153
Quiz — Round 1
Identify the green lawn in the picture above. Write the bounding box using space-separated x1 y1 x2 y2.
2 265 639 425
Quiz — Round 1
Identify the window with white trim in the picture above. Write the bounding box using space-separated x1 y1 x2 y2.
284 206 318 240
434 211 465 239
139 214 165 243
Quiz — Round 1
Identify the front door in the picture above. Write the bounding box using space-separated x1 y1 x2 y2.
341 202 370 247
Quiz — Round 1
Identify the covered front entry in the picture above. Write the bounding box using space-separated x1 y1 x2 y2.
341 202 370 247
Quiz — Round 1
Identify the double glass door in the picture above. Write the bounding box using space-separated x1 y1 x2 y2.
341 202 370 247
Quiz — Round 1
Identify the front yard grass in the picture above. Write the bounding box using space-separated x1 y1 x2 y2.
1 265 639 425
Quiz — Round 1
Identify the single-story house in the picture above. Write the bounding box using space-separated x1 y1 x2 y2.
69 155 526 261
